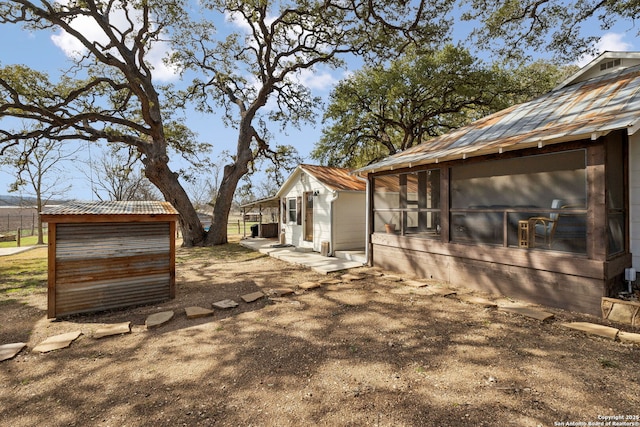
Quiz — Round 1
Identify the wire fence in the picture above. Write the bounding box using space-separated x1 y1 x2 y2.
0 211 48 246
0 212 273 246
0 212 42 235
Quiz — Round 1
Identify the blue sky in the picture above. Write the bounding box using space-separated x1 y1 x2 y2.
0 4 638 202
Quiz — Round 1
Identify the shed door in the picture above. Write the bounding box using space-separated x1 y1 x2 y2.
304 192 313 242
52 222 172 317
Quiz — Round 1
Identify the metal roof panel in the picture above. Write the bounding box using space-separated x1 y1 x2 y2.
41 201 179 216
357 63 640 175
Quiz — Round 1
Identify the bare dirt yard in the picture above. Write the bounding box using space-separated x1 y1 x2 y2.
1 240 639 426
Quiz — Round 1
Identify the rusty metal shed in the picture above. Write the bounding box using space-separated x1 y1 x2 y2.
41 201 179 318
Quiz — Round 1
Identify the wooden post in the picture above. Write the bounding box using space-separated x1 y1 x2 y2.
16 227 21 247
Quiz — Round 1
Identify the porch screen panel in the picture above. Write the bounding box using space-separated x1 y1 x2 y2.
606 139 626 256
450 150 587 253
373 169 441 238
373 175 400 232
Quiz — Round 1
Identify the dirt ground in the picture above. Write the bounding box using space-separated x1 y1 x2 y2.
1 241 639 427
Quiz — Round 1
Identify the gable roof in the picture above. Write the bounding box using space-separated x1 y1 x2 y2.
41 200 178 216
276 164 366 197
356 51 640 175
299 164 366 191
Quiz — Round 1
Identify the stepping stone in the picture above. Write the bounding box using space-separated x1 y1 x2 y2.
299 281 321 290
383 275 403 282
270 297 303 306
560 322 619 340
145 311 174 329
341 273 365 282
212 299 239 309
363 270 384 277
319 278 342 285
185 306 214 319
0 343 27 362
94 322 131 339
423 287 457 297
33 331 82 353
241 291 265 303
458 295 498 309
268 288 295 297
618 331 640 344
500 306 554 321
404 280 429 288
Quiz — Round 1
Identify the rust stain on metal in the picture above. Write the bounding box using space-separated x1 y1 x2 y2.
300 164 366 191
358 66 640 174
42 201 178 217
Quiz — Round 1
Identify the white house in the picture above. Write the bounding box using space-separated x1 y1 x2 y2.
277 164 366 255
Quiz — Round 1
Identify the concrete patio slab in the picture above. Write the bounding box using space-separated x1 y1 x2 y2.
239 238 365 274
0 342 27 361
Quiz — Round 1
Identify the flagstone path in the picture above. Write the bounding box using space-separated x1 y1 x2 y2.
2 269 639 362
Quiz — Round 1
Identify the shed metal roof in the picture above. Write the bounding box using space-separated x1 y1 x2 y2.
356 58 640 175
299 164 366 192
41 201 178 216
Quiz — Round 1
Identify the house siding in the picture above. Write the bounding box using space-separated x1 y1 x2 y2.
280 172 326 250
369 136 631 316
372 239 604 315
312 191 332 252
332 192 366 251
278 169 366 254
630 132 640 270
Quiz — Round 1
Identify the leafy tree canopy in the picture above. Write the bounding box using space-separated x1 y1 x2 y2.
463 0 640 61
311 45 577 168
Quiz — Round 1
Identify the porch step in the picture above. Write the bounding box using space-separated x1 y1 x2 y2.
334 250 367 264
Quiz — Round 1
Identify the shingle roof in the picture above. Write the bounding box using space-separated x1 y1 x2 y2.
356 56 640 175
41 201 178 216
300 164 366 192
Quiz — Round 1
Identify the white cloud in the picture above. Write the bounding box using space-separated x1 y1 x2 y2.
296 68 339 92
576 32 634 67
50 8 179 82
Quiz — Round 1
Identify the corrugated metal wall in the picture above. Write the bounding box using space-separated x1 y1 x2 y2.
54 222 172 316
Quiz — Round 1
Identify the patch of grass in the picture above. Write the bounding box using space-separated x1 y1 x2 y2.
598 358 619 369
0 248 48 295
0 235 46 248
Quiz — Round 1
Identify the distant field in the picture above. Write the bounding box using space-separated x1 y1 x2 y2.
0 207 40 235
0 207 271 247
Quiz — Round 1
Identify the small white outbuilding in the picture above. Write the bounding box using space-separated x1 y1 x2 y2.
277 164 366 256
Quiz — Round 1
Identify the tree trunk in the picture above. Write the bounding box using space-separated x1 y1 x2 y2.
205 125 254 246
205 162 248 246
143 152 205 247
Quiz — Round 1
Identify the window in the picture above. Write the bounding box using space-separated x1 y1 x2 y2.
450 150 587 253
373 169 441 239
287 198 297 223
